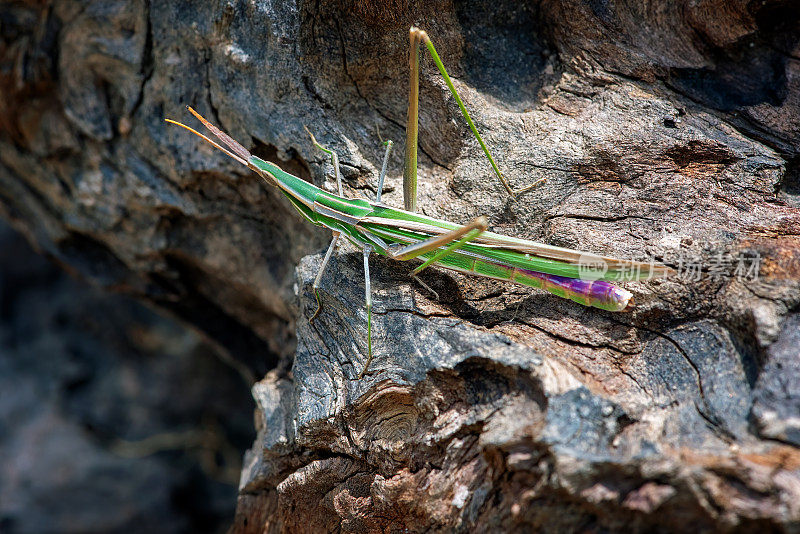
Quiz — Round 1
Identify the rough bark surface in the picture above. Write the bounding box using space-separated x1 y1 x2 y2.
2 0 800 532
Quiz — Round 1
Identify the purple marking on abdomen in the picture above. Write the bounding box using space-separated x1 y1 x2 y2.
517 268 633 312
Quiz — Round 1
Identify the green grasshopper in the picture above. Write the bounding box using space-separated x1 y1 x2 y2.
167 27 671 377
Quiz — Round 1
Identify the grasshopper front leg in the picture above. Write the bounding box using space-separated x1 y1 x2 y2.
305 126 344 196
309 232 340 323
305 128 348 325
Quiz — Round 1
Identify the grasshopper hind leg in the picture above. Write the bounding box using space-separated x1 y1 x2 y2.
402 27 546 201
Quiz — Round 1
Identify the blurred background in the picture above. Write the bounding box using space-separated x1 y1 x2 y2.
0 217 254 533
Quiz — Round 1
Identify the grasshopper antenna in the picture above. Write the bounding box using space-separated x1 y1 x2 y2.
165 106 252 166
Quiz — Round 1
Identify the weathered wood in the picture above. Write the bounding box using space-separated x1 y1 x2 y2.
2 0 800 532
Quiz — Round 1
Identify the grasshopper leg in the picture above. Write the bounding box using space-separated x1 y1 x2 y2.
375 140 393 204
387 216 488 269
387 216 487 300
304 126 344 195
358 245 374 378
310 232 341 323
305 127 346 324
402 27 545 204
354 139 394 377
412 274 440 300
403 27 423 212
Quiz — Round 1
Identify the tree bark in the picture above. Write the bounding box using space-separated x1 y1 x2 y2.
2 0 800 532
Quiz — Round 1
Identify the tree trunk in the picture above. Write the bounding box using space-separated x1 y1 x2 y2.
2 0 800 532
